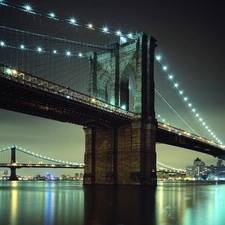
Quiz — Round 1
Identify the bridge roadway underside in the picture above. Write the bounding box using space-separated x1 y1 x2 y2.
156 128 225 159
0 76 131 127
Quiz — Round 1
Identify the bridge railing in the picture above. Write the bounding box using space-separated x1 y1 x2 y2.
0 64 135 119
158 122 225 150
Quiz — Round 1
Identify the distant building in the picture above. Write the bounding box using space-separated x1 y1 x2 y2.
186 166 197 178
186 157 225 180
194 157 205 167
75 173 79 180
186 157 208 179
3 169 9 175
217 159 224 167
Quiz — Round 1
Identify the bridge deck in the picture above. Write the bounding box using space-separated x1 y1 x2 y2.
0 72 134 127
0 163 84 169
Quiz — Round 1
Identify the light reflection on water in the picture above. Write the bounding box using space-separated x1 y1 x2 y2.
0 181 225 225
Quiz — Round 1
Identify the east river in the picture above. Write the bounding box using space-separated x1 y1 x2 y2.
0 180 225 225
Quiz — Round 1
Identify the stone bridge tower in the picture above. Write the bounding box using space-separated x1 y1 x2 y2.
84 32 158 185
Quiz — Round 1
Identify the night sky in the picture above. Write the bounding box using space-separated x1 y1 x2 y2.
1 0 225 176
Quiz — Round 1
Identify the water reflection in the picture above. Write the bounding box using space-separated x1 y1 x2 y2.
1 181 225 225
0 181 85 225
84 186 156 225
156 181 225 225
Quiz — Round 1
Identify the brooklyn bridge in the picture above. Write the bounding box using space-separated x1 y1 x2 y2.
0 1 224 185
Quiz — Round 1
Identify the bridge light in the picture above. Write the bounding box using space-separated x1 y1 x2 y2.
87 23 93 29
116 30 122 36
12 69 18 75
184 97 188 101
128 33 133 38
6 68 12 74
78 53 83 57
37 47 42 52
188 103 192 107
156 55 161 61
24 5 32 12
102 27 108 33
49 12 55 18
20 44 25 49
169 75 173 80
163 66 167 71
192 108 196 112
53 50 57 54
0 41 5 46
121 104 126 110
70 18 76 24
174 83 179 87
66 51 71 56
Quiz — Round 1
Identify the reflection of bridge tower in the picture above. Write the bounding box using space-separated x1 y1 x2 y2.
84 32 158 185
9 146 19 180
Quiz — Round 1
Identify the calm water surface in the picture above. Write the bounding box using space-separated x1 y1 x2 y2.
0 180 225 225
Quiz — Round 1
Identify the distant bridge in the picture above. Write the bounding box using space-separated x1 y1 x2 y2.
0 146 85 180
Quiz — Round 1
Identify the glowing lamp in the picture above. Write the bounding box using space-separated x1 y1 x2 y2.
24 5 32 11
49 13 55 18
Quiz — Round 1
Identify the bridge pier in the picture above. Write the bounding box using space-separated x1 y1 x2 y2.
9 167 18 180
84 32 158 185
83 118 157 185
9 146 18 180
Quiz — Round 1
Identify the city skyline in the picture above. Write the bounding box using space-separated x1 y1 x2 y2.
1 0 225 176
